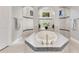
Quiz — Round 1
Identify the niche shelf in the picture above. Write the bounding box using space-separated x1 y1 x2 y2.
22 6 33 19
38 17 52 20
59 7 70 19
38 7 53 19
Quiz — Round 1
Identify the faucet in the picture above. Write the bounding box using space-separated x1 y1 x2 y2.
46 34 48 45
41 33 49 45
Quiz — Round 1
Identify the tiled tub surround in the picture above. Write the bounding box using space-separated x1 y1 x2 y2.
25 31 69 51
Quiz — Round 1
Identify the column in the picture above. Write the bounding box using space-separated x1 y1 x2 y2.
33 6 39 32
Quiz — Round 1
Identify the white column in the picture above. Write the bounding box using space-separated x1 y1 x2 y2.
33 7 39 32
54 7 60 32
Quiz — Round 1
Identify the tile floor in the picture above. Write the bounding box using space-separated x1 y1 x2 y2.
0 31 79 53
0 37 79 53
0 39 34 53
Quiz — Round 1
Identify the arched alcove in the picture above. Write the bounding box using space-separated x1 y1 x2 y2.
22 6 34 30
38 7 55 18
22 6 34 18
38 7 55 31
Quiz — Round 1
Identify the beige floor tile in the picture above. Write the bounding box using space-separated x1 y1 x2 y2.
1 31 79 53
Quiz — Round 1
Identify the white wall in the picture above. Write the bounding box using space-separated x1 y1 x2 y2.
11 6 23 42
70 7 79 31
0 7 12 49
70 7 79 40
70 7 79 19
12 6 23 19
23 18 34 30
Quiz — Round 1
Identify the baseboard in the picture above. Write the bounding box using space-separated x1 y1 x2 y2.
0 46 9 52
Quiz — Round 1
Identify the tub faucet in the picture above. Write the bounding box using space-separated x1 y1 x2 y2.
46 34 48 45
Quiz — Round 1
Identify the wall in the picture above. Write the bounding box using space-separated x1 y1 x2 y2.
12 6 23 18
70 7 79 31
54 7 71 38
70 7 79 40
0 7 12 49
23 18 34 30
11 6 23 42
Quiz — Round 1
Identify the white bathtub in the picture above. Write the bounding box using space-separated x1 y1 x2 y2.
25 31 69 51
35 31 57 45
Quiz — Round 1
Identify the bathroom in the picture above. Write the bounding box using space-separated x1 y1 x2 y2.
0 6 79 52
